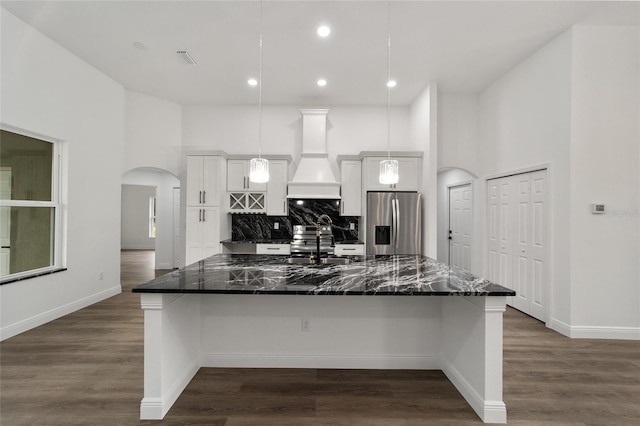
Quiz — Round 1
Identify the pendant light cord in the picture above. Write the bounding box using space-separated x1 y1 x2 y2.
386 0 391 160
258 0 263 158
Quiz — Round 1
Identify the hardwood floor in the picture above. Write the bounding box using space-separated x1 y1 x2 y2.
1 250 639 425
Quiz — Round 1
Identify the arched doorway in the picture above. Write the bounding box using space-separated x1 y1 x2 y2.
121 167 180 270
437 167 477 270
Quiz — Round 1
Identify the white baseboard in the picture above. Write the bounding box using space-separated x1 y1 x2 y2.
201 353 441 370
0 285 121 341
140 363 200 420
549 317 640 340
548 317 572 337
442 360 506 424
156 262 171 270
569 325 640 340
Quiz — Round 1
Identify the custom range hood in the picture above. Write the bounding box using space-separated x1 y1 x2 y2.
287 109 341 199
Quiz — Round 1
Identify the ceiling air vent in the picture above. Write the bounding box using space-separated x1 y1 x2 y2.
176 50 197 65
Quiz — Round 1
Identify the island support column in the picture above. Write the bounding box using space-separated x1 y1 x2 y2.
441 296 508 424
139 293 202 420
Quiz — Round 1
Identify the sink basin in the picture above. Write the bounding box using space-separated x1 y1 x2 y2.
286 257 351 265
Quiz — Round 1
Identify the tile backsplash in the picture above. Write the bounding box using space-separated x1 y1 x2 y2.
231 199 359 242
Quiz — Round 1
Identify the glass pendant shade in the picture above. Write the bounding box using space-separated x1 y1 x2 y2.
379 159 399 184
249 157 270 183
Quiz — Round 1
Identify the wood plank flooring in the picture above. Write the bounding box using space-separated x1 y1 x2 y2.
1 250 639 425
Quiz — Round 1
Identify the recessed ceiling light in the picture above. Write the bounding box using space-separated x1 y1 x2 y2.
317 25 331 37
387 80 397 88
317 79 327 87
247 78 258 86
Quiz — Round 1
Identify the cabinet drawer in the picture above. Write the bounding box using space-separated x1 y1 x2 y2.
256 244 291 255
334 245 364 256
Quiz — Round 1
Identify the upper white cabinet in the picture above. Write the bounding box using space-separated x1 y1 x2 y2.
340 160 362 216
227 160 267 192
364 157 422 191
187 156 221 206
266 159 289 216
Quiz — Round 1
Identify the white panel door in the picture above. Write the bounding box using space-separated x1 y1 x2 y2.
512 174 531 313
449 183 472 271
528 170 547 321
487 170 547 322
498 177 514 295
487 180 500 284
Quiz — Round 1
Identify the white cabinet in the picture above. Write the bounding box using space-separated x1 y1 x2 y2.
187 156 221 206
256 244 291 255
340 160 362 216
364 157 421 191
185 206 221 265
227 160 267 192
334 244 365 256
186 155 223 264
266 160 288 216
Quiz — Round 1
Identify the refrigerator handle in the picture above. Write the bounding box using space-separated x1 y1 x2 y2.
394 198 400 249
391 198 397 250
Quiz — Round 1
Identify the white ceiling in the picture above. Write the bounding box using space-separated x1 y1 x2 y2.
2 1 638 106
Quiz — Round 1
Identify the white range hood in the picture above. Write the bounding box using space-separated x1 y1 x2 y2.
287 109 341 199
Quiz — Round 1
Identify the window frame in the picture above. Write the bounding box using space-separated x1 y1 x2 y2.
0 124 65 284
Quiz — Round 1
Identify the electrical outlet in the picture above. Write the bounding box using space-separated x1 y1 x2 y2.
98 271 104 280
349 222 355 230
301 317 311 332
274 222 280 230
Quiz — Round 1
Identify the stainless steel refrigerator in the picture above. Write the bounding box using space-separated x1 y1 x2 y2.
366 192 422 255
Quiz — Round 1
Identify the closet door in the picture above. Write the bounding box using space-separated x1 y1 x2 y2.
512 174 531 313
487 170 547 322
528 170 547 321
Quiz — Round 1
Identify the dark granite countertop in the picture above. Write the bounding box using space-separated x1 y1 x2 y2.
132 254 514 296
335 240 364 245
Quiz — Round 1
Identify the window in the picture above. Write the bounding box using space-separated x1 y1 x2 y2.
149 196 157 239
0 128 63 282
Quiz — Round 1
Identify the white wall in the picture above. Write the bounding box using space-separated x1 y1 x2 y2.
477 29 573 329
0 10 125 340
445 25 639 339
410 84 438 258
181 104 413 157
121 169 181 269
121 184 156 250
438 93 479 173
125 91 182 176
569 26 639 336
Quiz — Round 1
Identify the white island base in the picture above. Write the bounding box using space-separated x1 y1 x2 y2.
139 294 508 423
140 293 507 423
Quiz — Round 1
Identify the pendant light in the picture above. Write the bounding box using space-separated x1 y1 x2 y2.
249 0 269 183
379 0 399 185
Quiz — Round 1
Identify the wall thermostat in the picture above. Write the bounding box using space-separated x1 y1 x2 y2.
591 204 605 214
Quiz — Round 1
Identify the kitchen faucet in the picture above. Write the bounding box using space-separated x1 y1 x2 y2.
314 214 333 264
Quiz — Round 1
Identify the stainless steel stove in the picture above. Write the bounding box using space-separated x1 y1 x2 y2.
290 225 334 256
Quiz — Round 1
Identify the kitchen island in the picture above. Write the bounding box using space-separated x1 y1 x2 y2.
133 254 515 423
